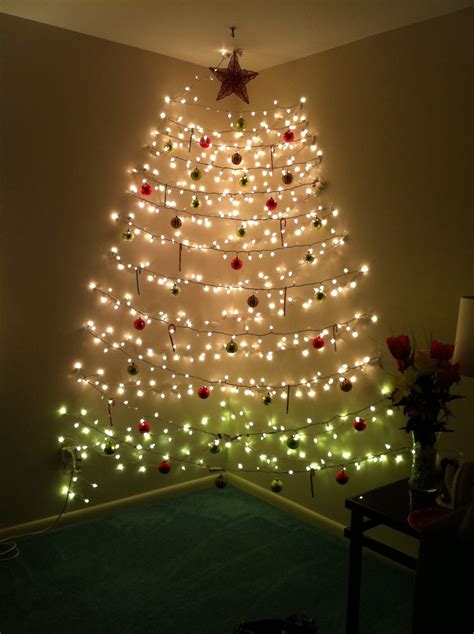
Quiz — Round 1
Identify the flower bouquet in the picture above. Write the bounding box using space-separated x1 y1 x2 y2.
386 335 463 491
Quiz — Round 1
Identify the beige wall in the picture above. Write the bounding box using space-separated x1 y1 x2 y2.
237 7 474 523
1 8 473 531
0 14 222 527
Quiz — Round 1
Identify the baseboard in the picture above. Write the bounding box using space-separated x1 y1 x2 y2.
0 474 216 541
226 473 345 538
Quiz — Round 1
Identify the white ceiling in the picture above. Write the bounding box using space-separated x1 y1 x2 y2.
1 0 472 70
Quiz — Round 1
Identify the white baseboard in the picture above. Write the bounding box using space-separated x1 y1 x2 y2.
0 474 216 541
226 473 345 538
1 473 345 543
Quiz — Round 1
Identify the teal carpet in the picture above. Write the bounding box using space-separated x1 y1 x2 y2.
0 486 414 633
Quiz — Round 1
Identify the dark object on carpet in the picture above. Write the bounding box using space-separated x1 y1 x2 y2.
235 614 318 633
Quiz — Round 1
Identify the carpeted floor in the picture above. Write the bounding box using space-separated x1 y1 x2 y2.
0 486 414 633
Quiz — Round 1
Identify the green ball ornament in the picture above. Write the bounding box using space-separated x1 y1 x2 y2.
315 290 326 302
236 226 246 238
170 283 181 296
190 167 202 181
127 362 139 376
235 116 247 131
304 251 315 263
239 175 249 187
104 440 116 455
191 197 201 209
287 436 299 450
312 217 323 229
271 479 283 493
263 392 273 406
163 140 174 154
225 340 238 354
122 229 134 242
209 442 220 454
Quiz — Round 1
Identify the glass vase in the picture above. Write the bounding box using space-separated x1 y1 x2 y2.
409 433 438 493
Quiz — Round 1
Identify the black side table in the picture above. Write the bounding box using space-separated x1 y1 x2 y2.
344 478 437 634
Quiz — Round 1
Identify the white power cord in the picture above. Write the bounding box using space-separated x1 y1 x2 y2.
0 467 75 562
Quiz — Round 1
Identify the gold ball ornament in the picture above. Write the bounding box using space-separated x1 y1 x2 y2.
104 440 116 455
225 340 238 354
235 116 247 131
239 174 249 187
304 251 315 263
170 283 181 296
127 362 139 376
163 140 174 154
190 167 202 181
262 392 273 406
312 217 323 229
122 229 134 242
236 226 246 238
282 172 293 185
190 197 201 209
315 290 326 301
271 479 283 493
287 436 299 450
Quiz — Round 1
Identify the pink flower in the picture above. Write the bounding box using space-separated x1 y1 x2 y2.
430 340 454 361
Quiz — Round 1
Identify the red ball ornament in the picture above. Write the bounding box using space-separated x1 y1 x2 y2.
138 420 151 434
282 130 295 143
133 318 146 331
199 136 211 149
215 474 227 489
266 197 277 212
247 294 259 308
312 336 325 350
353 417 367 432
198 386 210 399
336 469 349 485
159 460 171 474
231 152 243 165
140 182 153 196
339 378 353 393
231 257 243 270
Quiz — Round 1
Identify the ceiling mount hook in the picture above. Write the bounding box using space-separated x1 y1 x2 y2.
230 26 236 38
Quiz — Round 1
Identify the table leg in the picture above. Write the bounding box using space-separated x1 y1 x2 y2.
346 508 363 634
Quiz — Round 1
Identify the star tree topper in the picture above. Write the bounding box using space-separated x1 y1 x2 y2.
209 50 258 104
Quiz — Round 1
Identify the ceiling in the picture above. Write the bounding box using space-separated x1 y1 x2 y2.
1 0 472 70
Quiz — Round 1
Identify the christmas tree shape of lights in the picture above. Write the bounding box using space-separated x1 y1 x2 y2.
63 64 409 505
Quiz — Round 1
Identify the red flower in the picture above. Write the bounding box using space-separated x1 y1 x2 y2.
430 340 454 361
437 361 461 388
387 335 411 370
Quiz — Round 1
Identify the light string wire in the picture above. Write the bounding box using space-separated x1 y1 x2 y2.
166 95 303 115
160 113 308 136
84 328 378 390
120 216 347 255
108 250 364 292
128 193 332 223
134 173 323 198
92 285 373 339
64 406 409 477
0 468 75 561
145 129 322 152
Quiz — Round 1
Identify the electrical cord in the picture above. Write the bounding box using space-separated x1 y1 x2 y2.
0 468 75 562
